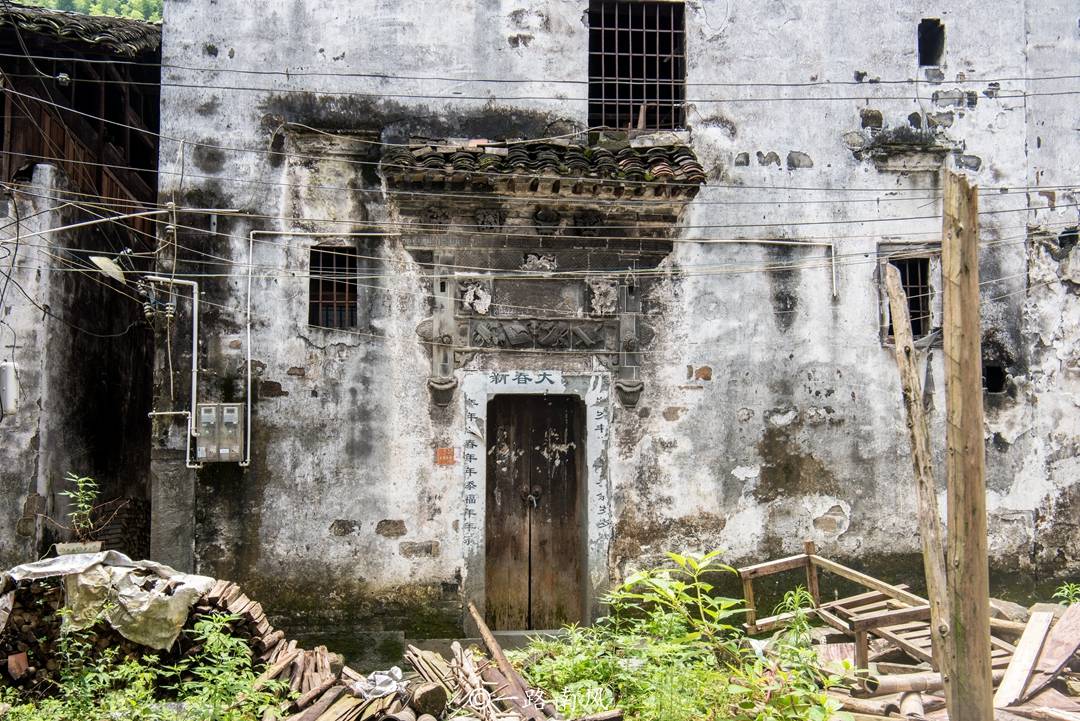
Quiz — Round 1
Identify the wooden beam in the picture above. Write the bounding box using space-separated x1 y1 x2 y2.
804 540 821 605
1019 603 1080 702
993 611 1054 709
942 169 993 721
809 555 926 606
851 604 932 632
742 575 758 633
738 554 809 579
884 261 952 687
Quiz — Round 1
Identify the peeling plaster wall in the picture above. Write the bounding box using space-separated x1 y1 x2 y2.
155 0 1080 654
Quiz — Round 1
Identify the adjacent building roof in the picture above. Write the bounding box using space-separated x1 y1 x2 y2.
0 2 160 58
382 141 707 199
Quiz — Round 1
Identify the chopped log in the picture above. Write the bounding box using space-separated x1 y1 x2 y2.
828 691 901 717
220 583 243 606
293 674 338 712
866 669 1005 696
259 629 286 651
287 690 345 721
1021 604 1080 702
994 612 1055 708
288 652 307 693
255 648 301 690
900 691 925 717
312 695 360 721
410 682 448 718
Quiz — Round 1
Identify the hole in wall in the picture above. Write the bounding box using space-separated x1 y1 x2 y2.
982 362 1008 394
918 19 945 66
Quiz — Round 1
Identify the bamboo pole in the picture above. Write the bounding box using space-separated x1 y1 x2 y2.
884 263 952 685
941 169 992 721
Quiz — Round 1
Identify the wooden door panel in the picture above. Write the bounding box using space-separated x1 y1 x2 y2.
485 395 584 630
528 399 583 629
485 399 529 630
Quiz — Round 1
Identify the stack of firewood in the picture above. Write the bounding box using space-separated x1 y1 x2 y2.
0 570 622 721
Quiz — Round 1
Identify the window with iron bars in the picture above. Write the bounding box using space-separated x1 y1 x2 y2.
308 246 358 329
587 0 686 131
880 252 939 342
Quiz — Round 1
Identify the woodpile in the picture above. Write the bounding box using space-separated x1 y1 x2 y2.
0 574 618 721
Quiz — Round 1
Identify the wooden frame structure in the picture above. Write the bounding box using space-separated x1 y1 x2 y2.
738 543 1025 674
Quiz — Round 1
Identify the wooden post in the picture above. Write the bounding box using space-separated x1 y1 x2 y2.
741 575 758 633
884 264 952 685
941 170 992 721
803 540 821 606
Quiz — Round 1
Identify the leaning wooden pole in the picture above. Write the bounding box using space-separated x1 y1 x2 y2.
941 170 992 721
884 264 952 691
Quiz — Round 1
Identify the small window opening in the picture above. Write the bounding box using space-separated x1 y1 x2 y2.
587 1 686 130
982 362 1008 394
887 257 932 339
308 246 358 329
918 19 945 66
1060 227 1078 253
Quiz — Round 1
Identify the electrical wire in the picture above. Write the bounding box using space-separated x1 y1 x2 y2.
10 84 1080 197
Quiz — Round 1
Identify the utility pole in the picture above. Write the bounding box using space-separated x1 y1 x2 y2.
941 170 992 721
884 265 951 694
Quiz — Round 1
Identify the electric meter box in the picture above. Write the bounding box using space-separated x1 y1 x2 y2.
195 403 244 463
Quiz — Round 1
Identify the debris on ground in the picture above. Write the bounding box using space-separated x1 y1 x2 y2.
737 549 1080 720
0 553 596 720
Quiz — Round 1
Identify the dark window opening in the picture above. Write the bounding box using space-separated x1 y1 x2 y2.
308 246 358 329
1060 227 1078 253
887 257 932 339
587 0 686 130
982 362 1008 394
918 19 945 66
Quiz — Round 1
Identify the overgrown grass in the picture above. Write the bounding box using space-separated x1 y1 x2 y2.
1 613 288 721
511 551 849 721
1054 582 1080 605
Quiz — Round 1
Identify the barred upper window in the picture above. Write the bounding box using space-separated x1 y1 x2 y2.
308 246 358 329
587 1 686 131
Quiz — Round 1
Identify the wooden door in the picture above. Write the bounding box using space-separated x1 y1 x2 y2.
485 395 584 630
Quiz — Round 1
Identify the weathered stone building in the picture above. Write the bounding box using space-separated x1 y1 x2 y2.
148 0 1078 657
0 6 160 565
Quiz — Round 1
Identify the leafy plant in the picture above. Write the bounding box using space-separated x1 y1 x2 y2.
0 611 288 721
512 551 846 721
606 550 745 662
1053 582 1080 605
43 472 127 545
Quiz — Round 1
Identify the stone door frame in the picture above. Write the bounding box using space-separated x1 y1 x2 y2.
460 370 613 630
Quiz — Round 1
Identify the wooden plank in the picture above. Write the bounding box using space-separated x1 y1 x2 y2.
874 627 936 666
738 554 809 580
1019 603 1080 702
809 556 926 607
885 260 952 685
942 169 993 721
852 605 932 632
753 588 904 634
817 607 853 634
804 540 822 605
